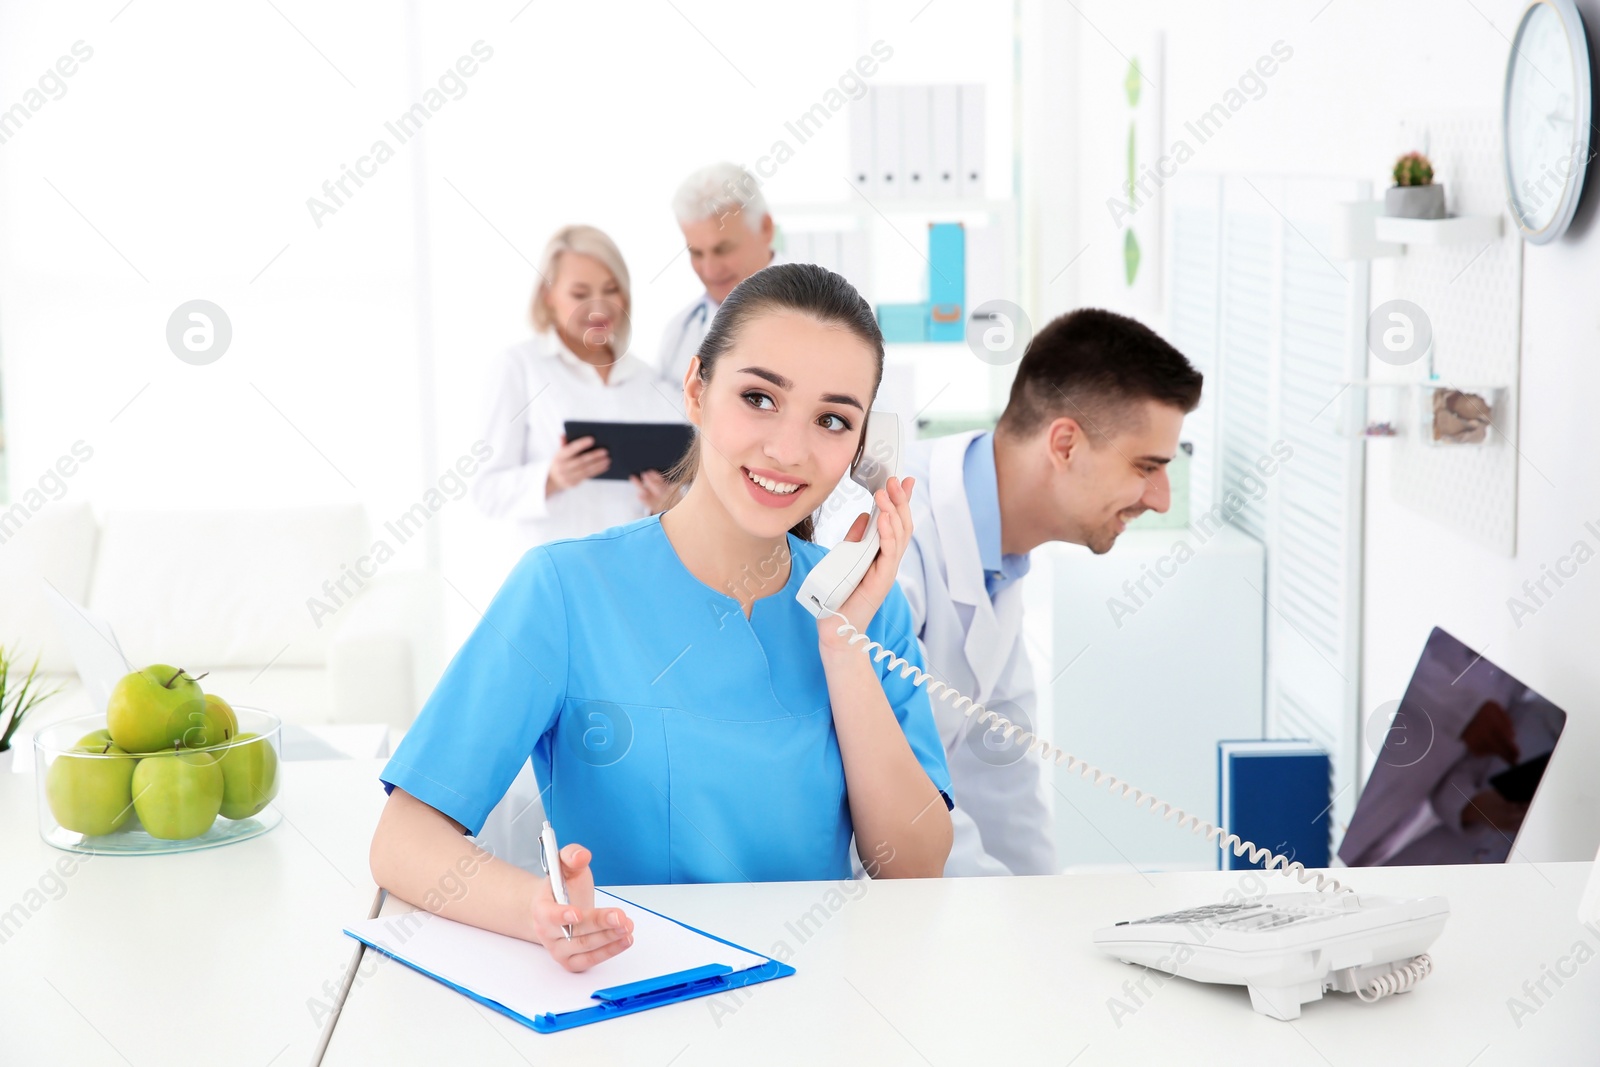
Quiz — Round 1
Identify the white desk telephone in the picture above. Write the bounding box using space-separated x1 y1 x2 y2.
796 410 906 617
796 411 1448 1021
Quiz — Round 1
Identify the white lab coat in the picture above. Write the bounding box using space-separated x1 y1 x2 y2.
896 431 1058 876
656 294 714 404
472 333 681 552
656 250 788 400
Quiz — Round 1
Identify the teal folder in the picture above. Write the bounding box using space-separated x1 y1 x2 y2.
927 221 966 342
878 301 929 342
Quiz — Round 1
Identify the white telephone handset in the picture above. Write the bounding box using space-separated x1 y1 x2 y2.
796 410 903 618
801 410 1447 1019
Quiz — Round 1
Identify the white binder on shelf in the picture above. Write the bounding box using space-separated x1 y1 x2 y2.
873 85 904 199
901 85 931 197
965 224 1005 309
848 94 875 197
839 230 871 302
929 84 961 198
785 230 815 267
811 230 841 276
958 83 986 201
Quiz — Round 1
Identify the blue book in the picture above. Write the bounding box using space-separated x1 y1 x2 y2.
1216 740 1332 871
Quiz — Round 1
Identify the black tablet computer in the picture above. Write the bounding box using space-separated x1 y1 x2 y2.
563 421 694 480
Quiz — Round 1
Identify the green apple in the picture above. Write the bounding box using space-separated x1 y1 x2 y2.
179 693 238 750
130 748 223 840
216 732 279 820
73 728 115 749
106 665 205 753
45 741 137 836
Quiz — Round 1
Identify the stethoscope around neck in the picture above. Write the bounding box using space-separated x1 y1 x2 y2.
679 299 709 349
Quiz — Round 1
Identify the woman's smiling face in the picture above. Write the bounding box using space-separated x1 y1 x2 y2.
687 308 879 540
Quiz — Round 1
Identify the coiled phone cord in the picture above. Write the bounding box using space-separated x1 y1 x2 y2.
826 611 1352 896
1356 954 1433 1002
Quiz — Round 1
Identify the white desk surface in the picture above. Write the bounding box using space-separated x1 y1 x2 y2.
323 861 1598 1065
0 757 389 1067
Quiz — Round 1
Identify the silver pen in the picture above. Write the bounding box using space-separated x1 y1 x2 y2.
539 820 573 940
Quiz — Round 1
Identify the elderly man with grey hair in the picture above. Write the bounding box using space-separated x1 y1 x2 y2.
657 162 779 391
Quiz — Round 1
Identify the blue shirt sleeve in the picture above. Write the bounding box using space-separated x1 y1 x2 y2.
380 546 569 835
866 580 955 810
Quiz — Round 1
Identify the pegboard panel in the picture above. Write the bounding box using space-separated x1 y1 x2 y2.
1388 112 1522 556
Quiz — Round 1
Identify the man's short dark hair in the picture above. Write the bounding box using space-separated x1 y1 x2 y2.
996 308 1202 441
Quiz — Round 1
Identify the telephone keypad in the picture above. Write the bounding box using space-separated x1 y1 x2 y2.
1118 901 1339 932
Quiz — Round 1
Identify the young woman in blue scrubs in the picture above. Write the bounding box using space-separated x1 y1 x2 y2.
370 264 954 971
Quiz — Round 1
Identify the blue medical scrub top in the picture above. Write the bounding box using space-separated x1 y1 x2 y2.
380 514 953 885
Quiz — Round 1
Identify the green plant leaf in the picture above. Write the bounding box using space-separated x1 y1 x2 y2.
0 648 61 750
1127 122 1137 200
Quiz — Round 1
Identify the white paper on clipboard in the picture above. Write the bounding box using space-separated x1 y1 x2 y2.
41 580 132 716
343 889 769 1021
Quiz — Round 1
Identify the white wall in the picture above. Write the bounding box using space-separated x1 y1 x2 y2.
0 0 431 570
1051 0 1600 859
0 0 1016 656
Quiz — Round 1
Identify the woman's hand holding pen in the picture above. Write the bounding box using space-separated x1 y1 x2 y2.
530 842 635 972
817 475 916 652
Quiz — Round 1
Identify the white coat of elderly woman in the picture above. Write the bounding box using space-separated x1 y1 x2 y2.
473 224 680 552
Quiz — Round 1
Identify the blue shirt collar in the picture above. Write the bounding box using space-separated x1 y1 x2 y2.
961 431 1031 598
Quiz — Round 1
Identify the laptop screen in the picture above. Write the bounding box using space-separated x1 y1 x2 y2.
1339 626 1567 866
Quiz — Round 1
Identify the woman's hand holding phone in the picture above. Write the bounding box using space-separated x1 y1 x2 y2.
817 475 916 651
530 842 635 972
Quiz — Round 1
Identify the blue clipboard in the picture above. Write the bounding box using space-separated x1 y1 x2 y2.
343 891 796 1034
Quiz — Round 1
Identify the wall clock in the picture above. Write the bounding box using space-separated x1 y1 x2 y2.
1503 0 1593 243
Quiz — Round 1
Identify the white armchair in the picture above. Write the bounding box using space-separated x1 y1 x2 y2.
0 502 443 758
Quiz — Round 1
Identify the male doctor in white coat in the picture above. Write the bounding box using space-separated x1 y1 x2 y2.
657 162 779 399
897 308 1203 875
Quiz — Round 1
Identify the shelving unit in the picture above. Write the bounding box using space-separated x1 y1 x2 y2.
1338 379 1413 439
778 197 1014 217
1335 378 1506 447
774 193 1023 426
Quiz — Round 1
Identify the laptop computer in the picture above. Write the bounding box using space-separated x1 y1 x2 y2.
1339 626 1567 867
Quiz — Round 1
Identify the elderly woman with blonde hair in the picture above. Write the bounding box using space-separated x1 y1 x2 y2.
473 224 681 550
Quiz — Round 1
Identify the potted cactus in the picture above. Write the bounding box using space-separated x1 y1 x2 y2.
1385 151 1446 219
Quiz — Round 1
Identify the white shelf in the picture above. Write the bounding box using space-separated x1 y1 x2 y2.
1333 379 1507 446
1372 213 1503 245
1331 199 1505 259
778 197 1013 217
884 340 967 352
1339 377 1507 391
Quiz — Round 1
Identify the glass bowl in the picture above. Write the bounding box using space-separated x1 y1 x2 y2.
33 708 282 855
